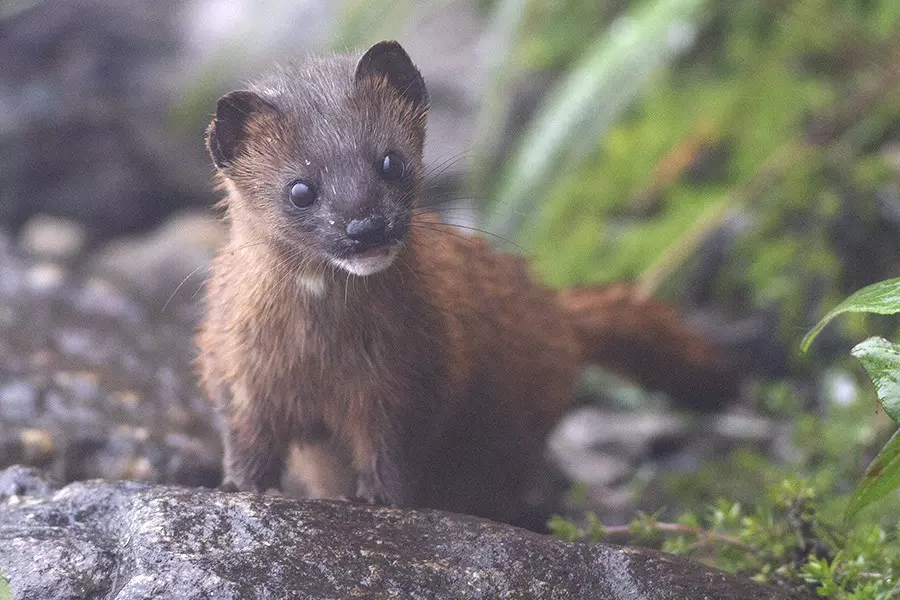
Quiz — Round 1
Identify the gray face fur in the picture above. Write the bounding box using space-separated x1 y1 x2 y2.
207 41 428 277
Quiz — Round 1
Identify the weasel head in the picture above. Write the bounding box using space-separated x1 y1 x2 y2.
207 41 428 278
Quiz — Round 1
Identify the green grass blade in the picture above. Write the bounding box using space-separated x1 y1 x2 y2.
486 0 712 238
846 428 900 518
468 0 531 193
852 337 900 425
801 277 900 353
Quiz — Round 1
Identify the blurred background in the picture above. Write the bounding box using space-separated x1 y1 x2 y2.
2 0 900 542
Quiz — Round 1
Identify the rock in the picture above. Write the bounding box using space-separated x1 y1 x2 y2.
17 215 89 261
547 407 802 524
0 0 212 236
0 467 804 600
87 210 225 319
400 0 482 179
549 408 690 463
0 231 220 488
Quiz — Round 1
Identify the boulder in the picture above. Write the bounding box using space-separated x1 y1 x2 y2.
0 467 804 600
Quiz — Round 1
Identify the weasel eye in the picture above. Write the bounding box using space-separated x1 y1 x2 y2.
378 152 405 181
288 180 317 208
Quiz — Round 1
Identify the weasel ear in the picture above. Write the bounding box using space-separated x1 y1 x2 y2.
206 90 276 170
355 41 427 110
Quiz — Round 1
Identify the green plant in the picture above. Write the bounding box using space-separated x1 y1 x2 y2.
0 573 12 600
803 278 900 517
549 278 900 597
478 0 900 358
479 0 715 238
550 478 900 597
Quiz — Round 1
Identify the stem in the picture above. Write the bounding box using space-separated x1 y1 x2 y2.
602 522 756 552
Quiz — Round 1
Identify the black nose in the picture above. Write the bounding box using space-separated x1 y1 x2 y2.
346 216 388 247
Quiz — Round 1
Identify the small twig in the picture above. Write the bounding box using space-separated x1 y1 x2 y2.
602 522 756 552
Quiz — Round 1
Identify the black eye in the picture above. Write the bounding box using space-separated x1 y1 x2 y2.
378 152 405 181
288 180 317 208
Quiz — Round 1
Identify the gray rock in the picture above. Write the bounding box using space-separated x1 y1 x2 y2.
87 210 225 318
17 215 89 261
549 408 690 463
0 230 220 488
0 0 212 235
0 467 803 600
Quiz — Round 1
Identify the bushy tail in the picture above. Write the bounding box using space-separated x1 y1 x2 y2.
556 284 739 411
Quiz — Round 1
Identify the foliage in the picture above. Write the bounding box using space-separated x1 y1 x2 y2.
467 15 900 585
479 0 714 238
803 278 900 517
550 478 900 597
551 273 900 597
473 0 900 361
802 279 900 353
0 573 11 600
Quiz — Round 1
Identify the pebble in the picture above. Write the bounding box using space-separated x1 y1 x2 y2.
26 263 66 292
19 429 55 462
0 381 38 421
18 215 88 260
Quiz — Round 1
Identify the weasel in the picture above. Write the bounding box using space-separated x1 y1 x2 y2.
197 41 738 523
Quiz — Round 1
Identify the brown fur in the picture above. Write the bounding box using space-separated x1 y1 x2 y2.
197 42 738 524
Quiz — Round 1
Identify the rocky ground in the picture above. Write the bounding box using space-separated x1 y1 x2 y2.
0 466 806 599
0 213 222 488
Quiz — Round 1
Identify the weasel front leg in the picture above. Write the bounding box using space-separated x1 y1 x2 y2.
350 416 423 508
290 440 356 499
217 385 290 493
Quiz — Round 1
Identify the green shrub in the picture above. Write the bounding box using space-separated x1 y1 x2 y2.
551 277 900 597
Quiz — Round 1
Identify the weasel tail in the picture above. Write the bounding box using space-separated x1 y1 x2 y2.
557 284 738 410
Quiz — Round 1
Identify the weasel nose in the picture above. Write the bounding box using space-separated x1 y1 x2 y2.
346 216 388 247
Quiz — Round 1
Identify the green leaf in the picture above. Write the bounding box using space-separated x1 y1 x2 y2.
846 428 900 518
0 573 12 600
468 0 530 193
852 337 900 425
486 0 713 238
801 277 900 352
547 514 583 541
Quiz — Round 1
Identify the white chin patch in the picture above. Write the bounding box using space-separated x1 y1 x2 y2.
296 275 326 296
331 246 399 276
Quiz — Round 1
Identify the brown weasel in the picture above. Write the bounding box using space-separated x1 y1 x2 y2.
197 41 738 523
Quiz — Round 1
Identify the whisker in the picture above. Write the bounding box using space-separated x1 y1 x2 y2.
162 264 209 313
411 219 521 251
414 196 529 222
408 223 479 246
163 236 274 313
410 207 514 223
191 275 211 301
422 151 473 178
344 269 351 308
225 240 270 256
